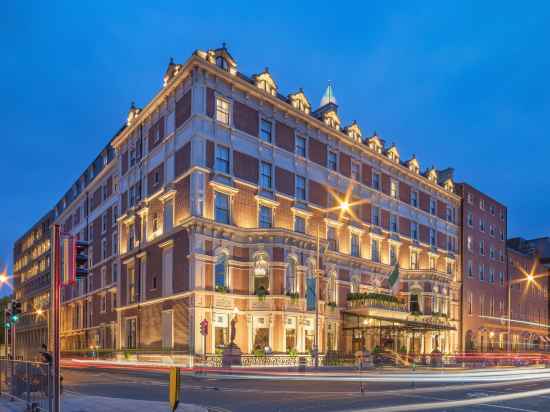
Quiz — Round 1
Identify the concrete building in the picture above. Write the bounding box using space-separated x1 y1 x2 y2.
456 183 508 352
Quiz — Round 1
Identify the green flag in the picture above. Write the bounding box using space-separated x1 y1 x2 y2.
388 264 400 295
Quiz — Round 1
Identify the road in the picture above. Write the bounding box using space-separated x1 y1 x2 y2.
61 366 550 411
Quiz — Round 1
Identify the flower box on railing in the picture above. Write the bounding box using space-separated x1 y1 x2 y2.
347 292 408 312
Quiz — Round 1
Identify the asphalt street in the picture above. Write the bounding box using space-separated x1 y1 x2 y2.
61 366 550 412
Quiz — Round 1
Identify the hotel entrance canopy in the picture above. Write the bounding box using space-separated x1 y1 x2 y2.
343 309 456 333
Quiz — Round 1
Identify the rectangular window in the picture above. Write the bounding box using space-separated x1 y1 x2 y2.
112 206 118 226
389 244 397 266
101 294 107 313
259 206 273 228
216 98 230 125
350 233 360 257
410 191 418 208
372 172 380 190
499 271 504 286
260 119 273 143
429 198 436 215
215 192 230 224
112 261 118 283
215 145 230 174
351 161 360 181
429 256 436 270
101 238 108 260
410 222 419 241
371 239 380 262
467 193 474 204
260 161 272 190
128 266 136 304
479 264 485 281
112 232 118 255
467 235 473 252
489 268 495 283
429 228 436 247
295 136 306 157
372 207 380 226
390 214 398 232
127 224 135 251
295 176 306 201
479 219 485 232
390 179 399 199
101 266 106 288
479 240 485 255
327 226 338 251
468 293 473 315
447 261 453 275
480 198 485 210
446 206 454 222
467 260 473 277
467 211 473 227
126 318 136 349
294 215 305 234
328 151 337 171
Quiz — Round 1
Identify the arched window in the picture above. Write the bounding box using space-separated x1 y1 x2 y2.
215 253 228 288
254 253 269 293
215 56 228 71
286 257 297 294
327 273 337 304
351 275 360 293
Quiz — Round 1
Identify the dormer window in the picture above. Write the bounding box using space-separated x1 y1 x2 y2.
443 179 454 192
216 56 229 71
407 156 420 174
367 134 383 154
426 168 438 183
386 146 399 163
323 110 340 130
254 69 277 96
345 122 362 143
288 89 311 114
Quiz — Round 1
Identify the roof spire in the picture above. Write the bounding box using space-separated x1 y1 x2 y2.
320 81 337 107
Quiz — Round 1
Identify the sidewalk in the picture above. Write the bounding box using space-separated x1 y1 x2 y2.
0 393 208 412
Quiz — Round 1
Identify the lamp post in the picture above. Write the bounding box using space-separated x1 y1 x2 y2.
314 200 349 368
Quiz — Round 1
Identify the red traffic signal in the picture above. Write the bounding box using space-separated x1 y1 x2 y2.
200 319 208 336
75 240 90 279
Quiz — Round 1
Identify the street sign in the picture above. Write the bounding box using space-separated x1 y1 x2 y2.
169 367 181 411
200 319 208 336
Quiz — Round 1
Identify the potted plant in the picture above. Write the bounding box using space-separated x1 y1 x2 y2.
255 286 269 301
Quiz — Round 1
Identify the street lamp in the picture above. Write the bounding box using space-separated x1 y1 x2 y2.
314 196 352 368
507 264 547 352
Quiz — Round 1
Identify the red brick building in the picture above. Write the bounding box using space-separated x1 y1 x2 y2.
456 183 508 352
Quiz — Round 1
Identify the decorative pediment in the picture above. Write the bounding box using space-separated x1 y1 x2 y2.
442 178 454 192
407 155 420 174
195 44 237 75
323 109 340 130
385 144 400 163
344 121 362 142
253 68 277 96
288 89 311 114
367 133 383 153
127 102 141 126
163 57 182 87
425 167 438 182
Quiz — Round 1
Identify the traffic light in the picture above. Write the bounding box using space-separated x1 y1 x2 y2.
4 310 11 329
10 301 21 323
75 240 90 279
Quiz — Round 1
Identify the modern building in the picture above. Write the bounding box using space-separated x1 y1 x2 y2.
12 210 54 360
113 45 461 359
456 183 508 352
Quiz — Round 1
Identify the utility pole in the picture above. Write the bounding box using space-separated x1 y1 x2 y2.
51 224 61 412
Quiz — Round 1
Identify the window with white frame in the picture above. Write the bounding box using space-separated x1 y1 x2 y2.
389 244 398 265
260 119 273 143
390 214 398 232
479 218 485 232
327 151 337 171
410 222 419 241
372 172 380 190
101 294 107 313
390 179 399 199
112 205 118 226
410 250 419 270
371 207 380 226
489 268 495 283
215 252 228 288
259 206 273 229
101 238 108 260
479 198 485 210
294 215 305 234
499 271 504 286
101 266 106 288
351 161 360 181
429 198 436 215
216 97 230 125
350 233 360 257
102 213 108 233
327 226 338 251
410 190 418 207
371 239 380 262
215 192 230 224
446 206 454 223
467 192 473 204
295 135 306 157
467 211 473 227
467 235 473 252
215 145 230 174
286 257 297 294
295 176 306 201
260 161 272 190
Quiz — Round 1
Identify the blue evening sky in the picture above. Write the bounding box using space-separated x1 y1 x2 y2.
1 1 549 296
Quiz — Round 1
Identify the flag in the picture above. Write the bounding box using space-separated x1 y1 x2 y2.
306 277 316 311
388 264 400 295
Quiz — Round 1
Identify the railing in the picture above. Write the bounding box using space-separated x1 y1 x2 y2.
348 298 408 312
199 353 356 368
0 359 51 411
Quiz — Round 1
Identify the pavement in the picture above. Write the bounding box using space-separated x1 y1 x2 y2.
0 392 207 412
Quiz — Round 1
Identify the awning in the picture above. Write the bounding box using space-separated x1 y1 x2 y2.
343 312 456 332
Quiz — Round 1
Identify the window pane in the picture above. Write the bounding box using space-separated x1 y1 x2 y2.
295 136 306 157
259 206 272 228
215 193 230 224
260 162 272 189
215 146 230 173
260 119 272 143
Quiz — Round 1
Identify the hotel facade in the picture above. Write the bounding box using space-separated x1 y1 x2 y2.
12 46 548 360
